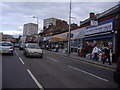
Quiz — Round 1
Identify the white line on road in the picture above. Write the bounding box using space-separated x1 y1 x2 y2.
19 57 24 65
68 65 108 82
27 69 44 89
15 51 18 56
46 57 59 62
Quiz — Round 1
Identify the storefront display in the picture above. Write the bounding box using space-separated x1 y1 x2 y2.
84 21 114 62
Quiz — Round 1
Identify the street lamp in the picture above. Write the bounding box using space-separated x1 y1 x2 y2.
33 16 39 45
33 16 39 25
68 0 77 56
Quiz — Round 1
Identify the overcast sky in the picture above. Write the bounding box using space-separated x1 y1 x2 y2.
0 0 119 37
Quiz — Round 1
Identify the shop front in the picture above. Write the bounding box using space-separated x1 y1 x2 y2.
43 32 69 53
71 27 86 53
84 22 114 62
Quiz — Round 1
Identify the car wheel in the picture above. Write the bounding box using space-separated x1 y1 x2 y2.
23 50 26 55
11 53 14 55
40 55 43 58
24 51 26 56
25 52 28 57
19 47 22 50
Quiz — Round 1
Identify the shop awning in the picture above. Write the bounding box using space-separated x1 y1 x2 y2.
84 34 113 40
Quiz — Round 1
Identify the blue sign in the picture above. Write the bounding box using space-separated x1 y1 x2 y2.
85 22 113 35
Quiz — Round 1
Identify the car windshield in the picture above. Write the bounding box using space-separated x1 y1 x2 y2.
27 44 40 49
0 43 13 46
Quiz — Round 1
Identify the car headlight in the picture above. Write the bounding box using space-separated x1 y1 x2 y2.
39 50 43 53
26 50 32 53
28 51 33 53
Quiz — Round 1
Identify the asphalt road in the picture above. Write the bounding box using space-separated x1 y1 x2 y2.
2 48 118 89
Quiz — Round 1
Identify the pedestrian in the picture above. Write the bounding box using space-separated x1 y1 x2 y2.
82 46 87 57
92 45 101 61
102 45 111 65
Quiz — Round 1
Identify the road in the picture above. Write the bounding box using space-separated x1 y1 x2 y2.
2 48 118 89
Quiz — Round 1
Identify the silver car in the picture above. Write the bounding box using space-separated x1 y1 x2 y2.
24 43 43 58
0 41 14 55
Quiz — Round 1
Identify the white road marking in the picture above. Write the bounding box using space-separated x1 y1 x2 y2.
15 51 18 56
47 51 114 71
27 69 44 89
68 65 108 82
46 57 59 62
68 58 114 71
19 57 24 65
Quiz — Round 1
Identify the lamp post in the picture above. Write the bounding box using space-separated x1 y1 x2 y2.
33 16 39 25
68 0 72 56
33 16 39 45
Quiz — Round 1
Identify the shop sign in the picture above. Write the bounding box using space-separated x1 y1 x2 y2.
90 20 98 26
54 32 68 41
53 37 61 41
47 36 54 41
71 27 86 39
85 22 113 35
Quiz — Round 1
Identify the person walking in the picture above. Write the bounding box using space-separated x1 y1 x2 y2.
92 45 101 61
102 45 111 65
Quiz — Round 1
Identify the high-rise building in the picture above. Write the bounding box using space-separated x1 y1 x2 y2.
23 23 38 36
43 18 58 29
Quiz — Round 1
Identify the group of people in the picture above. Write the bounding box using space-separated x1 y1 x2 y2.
78 41 112 65
92 44 111 65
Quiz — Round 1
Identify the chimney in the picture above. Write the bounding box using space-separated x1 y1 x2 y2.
89 12 95 20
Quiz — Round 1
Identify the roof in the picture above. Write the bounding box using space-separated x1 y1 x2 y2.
80 3 120 25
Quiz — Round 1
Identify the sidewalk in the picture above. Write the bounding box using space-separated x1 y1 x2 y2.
45 50 116 69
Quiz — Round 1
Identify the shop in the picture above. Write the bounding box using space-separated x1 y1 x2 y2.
43 32 69 53
84 22 114 62
43 27 86 53
70 27 86 53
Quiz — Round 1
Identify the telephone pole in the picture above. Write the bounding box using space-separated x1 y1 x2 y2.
68 0 72 55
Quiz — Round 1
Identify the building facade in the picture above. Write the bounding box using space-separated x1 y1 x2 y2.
43 18 58 29
43 18 69 36
81 3 120 62
40 2 120 62
23 23 38 36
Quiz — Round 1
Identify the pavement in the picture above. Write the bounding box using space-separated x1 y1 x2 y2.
45 50 116 69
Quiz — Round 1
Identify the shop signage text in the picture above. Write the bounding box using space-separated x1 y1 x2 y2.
85 22 113 35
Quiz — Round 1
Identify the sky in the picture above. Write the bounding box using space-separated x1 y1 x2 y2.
0 0 119 38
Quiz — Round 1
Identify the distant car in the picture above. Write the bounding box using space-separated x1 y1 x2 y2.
114 56 120 88
0 41 14 55
23 43 43 58
19 43 26 50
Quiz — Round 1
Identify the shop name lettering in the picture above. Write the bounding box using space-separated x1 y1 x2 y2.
85 22 113 35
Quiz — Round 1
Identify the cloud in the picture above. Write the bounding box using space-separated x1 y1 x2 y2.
1 1 119 35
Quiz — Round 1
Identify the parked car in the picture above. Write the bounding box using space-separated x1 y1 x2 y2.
0 41 14 55
23 43 43 58
19 42 26 50
114 56 120 88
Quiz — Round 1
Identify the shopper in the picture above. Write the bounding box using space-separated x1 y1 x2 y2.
102 45 111 65
92 45 101 61
82 46 87 57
